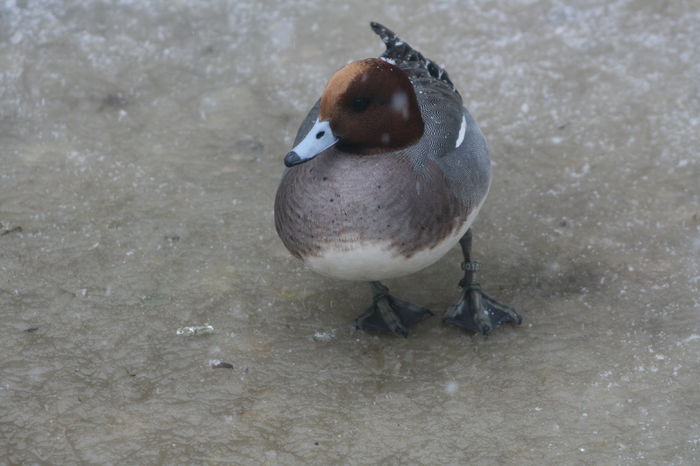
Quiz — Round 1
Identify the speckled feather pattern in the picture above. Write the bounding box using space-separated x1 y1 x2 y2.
275 150 467 259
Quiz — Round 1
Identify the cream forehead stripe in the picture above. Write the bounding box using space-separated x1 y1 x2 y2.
320 61 369 118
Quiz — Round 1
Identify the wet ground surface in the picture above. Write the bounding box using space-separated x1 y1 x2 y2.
1 1 699 464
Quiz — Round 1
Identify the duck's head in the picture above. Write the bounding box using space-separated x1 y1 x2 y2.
284 58 424 167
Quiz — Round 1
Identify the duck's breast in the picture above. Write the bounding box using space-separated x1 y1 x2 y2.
274 151 476 281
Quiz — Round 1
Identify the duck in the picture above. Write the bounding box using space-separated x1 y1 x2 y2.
274 22 522 337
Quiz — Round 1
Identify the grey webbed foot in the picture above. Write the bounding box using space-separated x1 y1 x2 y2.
443 231 522 335
355 281 433 338
443 262 522 334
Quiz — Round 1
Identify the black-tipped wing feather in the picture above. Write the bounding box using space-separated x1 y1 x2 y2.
370 22 459 96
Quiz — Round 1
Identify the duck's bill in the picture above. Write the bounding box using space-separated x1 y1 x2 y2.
284 119 338 167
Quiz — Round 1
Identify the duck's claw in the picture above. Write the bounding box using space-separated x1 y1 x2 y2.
355 282 433 337
443 283 521 335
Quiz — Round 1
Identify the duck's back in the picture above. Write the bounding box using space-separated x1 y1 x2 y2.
373 21 491 210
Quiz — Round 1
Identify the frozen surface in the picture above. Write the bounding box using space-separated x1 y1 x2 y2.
1 0 699 464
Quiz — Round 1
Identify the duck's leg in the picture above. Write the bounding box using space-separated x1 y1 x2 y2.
355 281 433 337
443 230 522 334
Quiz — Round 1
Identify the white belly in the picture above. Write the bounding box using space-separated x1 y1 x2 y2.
305 201 483 281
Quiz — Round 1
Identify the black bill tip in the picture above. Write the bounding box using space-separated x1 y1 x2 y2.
284 151 302 167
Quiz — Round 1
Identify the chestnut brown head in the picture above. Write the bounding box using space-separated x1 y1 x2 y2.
284 58 424 167
320 58 424 152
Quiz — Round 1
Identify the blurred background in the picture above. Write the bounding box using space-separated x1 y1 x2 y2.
1 0 698 463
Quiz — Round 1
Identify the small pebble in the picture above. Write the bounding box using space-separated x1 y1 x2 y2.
210 360 233 369
176 324 214 336
1 225 22 236
312 329 336 342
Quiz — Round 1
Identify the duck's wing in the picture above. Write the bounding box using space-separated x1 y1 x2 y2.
370 21 460 98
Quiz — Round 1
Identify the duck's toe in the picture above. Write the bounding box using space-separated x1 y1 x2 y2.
443 285 522 335
355 282 433 337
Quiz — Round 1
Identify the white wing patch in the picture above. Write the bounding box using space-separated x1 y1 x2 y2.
455 113 467 148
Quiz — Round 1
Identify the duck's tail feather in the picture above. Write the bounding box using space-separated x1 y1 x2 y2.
370 22 458 94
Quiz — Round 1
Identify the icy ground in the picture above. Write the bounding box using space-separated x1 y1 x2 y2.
1 0 699 464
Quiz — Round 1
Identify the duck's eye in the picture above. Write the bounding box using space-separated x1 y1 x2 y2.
351 97 370 113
